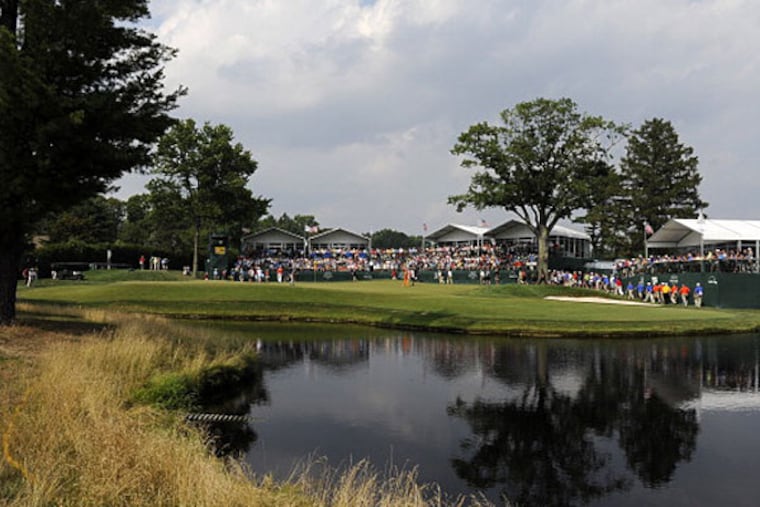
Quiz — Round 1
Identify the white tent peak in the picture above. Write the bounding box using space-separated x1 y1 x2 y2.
648 218 760 248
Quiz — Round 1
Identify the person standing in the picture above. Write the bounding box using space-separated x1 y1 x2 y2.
26 267 36 287
139 255 145 270
679 284 691 307
644 282 654 303
694 283 704 308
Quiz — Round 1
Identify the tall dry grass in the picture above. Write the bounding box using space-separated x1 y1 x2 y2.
1 310 495 506
1 314 296 506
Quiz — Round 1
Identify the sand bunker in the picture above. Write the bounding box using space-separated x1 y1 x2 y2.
544 296 657 307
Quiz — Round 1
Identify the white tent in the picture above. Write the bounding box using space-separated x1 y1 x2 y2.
647 218 760 252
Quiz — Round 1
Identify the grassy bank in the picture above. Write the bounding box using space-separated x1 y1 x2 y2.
1 309 490 506
18 273 760 337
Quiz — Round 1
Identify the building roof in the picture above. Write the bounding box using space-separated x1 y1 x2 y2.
647 219 760 248
310 227 368 241
487 220 590 240
426 223 489 241
549 223 592 240
241 227 304 242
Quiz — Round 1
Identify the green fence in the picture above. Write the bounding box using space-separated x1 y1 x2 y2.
294 269 760 309
294 269 522 284
624 272 760 309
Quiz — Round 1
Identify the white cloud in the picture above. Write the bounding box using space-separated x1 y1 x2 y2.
115 0 760 233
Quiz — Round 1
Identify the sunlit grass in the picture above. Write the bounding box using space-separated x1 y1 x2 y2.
18 278 758 337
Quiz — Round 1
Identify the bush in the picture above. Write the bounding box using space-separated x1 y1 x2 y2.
133 372 198 410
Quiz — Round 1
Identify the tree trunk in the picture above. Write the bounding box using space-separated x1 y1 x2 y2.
192 216 200 278
0 0 19 35
0 244 22 326
537 223 549 284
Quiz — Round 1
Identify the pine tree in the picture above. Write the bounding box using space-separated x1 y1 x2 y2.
619 118 708 256
0 0 182 324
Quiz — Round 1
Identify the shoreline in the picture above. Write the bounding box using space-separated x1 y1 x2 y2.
16 278 760 339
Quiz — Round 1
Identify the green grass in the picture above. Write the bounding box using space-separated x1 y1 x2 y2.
18 277 760 337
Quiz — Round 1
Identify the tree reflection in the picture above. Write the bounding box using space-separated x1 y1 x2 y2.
448 386 629 506
449 349 699 505
618 392 698 487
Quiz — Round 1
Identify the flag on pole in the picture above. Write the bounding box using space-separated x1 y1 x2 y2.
305 225 319 234
644 222 654 235
423 223 428 233
479 219 488 228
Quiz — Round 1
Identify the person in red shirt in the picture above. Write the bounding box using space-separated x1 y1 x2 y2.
670 284 679 305
276 265 284 283
679 284 691 307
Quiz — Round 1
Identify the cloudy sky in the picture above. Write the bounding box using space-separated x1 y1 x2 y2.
114 0 760 235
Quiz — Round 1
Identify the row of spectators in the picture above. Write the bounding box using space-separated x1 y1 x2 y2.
231 244 757 287
547 269 705 306
615 247 757 277
237 244 538 275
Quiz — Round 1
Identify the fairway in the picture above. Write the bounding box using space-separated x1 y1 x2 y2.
17 276 760 337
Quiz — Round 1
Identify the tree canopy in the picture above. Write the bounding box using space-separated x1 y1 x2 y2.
0 0 182 324
450 98 624 280
150 119 270 276
256 213 320 236
368 228 418 249
37 196 124 245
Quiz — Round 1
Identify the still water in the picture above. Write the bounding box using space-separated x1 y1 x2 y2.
199 322 760 506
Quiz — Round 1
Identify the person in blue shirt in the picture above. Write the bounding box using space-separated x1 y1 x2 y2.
694 282 704 308
644 282 654 303
626 281 635 299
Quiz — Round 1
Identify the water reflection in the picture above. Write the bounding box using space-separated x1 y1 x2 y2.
194 322 760 505
447 354 700 505
201 364 269 458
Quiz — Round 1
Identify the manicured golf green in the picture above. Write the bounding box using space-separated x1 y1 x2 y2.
17 270 760 337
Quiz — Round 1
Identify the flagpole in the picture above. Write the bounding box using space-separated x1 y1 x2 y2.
644 224 648 259
644 222 654 259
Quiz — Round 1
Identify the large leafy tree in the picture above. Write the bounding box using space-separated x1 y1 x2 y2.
619 118 707 256
151 119 270 276
572 161 626 258
118 194 154 246
368 228 417 249
0 0 182 324
38 196 124 245
450 98 624 281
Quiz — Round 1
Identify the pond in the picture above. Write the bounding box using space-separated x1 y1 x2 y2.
197 322 760 506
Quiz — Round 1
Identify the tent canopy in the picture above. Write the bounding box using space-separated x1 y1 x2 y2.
647 219 760 249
